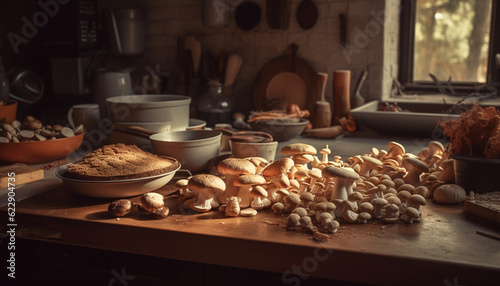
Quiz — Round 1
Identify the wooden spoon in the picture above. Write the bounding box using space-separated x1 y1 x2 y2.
184 36 201 78
224 54 243 87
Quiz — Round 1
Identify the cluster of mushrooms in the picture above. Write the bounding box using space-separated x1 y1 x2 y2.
108 140 468 239
174 141 465 233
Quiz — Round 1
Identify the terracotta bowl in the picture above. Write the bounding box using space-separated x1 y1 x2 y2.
0 132 85 164
0 99 18 123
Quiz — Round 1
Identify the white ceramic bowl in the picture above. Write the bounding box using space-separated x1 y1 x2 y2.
150 130 221 172
230 140 278 162
106 121 172 147
56 161 180 198
106 94 191 131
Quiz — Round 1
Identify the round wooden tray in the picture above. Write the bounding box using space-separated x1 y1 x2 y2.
253 45 321 114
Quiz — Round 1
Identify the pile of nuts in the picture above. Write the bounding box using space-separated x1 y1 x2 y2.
0 116 83 143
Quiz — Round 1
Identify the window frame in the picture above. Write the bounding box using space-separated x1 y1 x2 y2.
398 0 500 94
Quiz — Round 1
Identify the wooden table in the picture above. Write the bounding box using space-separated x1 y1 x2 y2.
1 131 499 285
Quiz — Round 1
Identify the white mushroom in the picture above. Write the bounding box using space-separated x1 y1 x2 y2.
250 185 268 210
402 157 429 187
322 165 360 201
108 199 133 217
371 198 389 219
406 194 426 215
433 184 466 204
234 174 267 208
188 174 226 212
216 158 256 204
283 193 301 213
382 204 400 224
401 207 420 223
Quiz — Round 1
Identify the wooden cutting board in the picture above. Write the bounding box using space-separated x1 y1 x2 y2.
253 44 321 116
0 163 44 188
464 200 500 227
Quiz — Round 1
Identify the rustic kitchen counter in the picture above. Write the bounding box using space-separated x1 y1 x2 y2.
1 130 499 286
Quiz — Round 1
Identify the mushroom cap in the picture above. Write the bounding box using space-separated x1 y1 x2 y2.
358 212 372 221
292 207 309 217
433 184 466 204
250 185 268 198
308 168 322 179
343 210 359 223
293 154 315 163
175 179 189 188
322 165 360 180
284 193 301 205
404 157 429 173
289 179 300 188
234 174 266 186
371 197 389 207
188 174 226 192
314 202 328 211
409 194 427 206
349 155 364 165
387 141 405 154
397 183 416 193
276 188 290 196
404 206 420 218
386 203 400 213
361 156 383 167
300 192 315 202
108 199 133 217
277 174 290 188
281 143 317 156
428 141 445 152
324 201 336 211
286 213 301 226
348 191 364 202
397 190 412 200
246 156 269 168
218 158 256 175
318 211 334 222
140 192 165 213
414 185 430 198
294 168 310 179
271 202 285 213
320 147 331 155
387 196 402 206
262 158 294 177
342 200 357 212
358 202 374 213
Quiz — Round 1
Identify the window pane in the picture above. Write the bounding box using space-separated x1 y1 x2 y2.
414 0 492 83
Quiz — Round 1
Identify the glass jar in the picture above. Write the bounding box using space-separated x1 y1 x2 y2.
197 80 233 127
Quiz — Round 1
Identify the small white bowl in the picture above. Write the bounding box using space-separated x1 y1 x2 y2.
150 130 222 172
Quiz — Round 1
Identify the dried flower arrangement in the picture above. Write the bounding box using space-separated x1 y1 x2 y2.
439 105 500 158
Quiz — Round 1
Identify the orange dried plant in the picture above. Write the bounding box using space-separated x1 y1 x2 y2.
438 105 500 158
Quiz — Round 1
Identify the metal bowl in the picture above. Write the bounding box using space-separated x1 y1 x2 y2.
249 118 309 141
56 161 180 198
